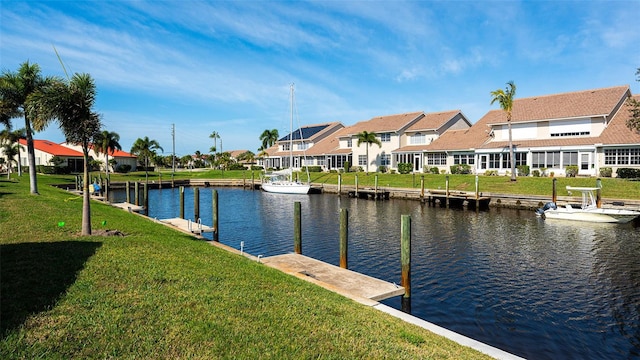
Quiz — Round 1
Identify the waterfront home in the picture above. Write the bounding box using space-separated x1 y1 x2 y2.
426 85 640 176
12 139 85 172
61 142 138 173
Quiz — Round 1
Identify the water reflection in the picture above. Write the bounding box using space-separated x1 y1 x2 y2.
110 187 640 359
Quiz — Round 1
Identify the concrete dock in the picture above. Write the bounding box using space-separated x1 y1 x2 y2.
160 217 215 235
111 202 145 212
261 253 405 303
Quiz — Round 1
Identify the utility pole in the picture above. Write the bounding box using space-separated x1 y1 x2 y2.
172 124 176 180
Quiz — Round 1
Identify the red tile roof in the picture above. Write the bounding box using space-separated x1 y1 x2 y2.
19 139 84 157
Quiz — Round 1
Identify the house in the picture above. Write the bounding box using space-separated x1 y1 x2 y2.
15 139 85 172
61 142 137 172
261 122 344 170
427 85 640 176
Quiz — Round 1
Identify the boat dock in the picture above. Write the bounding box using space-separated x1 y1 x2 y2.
425 189 491 209
347 188 390 200
160 217 215 235
261 253 405 303
111 202 145 212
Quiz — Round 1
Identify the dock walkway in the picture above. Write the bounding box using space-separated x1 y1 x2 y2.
111 202 144 212
160 217 215 235
261 253 405 303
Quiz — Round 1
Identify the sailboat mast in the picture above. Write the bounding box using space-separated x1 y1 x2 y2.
289 83 294 179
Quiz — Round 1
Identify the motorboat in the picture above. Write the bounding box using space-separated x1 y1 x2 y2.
536 186 640 224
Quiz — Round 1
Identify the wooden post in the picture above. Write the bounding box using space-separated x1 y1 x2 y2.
552 178 557 203
355 174 359 197
294 201 302 254
143 182 149 216
475 175 479 209
374 174 378 199
596 178 602 208
212 189 219 241
104 178 109 202
126 181 130 204
243 172 246 189
338 174 342 195
134 181 139 206
179 186 185 219
159 173 162 189
420 175 425 200
401 215 411 299
340 208 348 269
445 175 450 208
251 172 255 190
194 187 200 221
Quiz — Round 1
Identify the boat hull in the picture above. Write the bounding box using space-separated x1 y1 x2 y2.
261 182 310 194
543 208 640 223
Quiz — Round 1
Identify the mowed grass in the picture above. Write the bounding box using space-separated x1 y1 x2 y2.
0 175 491 359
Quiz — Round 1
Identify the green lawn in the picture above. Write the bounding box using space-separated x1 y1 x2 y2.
0 175 491 359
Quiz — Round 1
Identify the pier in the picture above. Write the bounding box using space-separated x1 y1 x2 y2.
424 189 491 209
347 188 390 200
160 217 215 235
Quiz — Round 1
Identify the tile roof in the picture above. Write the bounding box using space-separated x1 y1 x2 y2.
405 110 465 131
485 85 630 124
342 111 424 135
598 94 640 145
20 139 84 157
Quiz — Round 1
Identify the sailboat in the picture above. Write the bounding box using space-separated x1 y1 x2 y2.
261 84 311 194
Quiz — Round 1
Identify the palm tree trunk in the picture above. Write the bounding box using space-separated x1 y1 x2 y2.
365 144 369 173
25 117 38 194
82 150 92 235
508 120 516 181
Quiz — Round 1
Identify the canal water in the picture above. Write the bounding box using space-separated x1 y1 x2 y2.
110 187 640 359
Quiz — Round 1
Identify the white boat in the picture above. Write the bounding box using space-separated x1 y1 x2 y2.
261 84 311 195
536 186 640 224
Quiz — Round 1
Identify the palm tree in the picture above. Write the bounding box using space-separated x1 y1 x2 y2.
93 130 122 180
130 136 163 181
490 81 517 181
259 129 279 150
356 131 382 173
29 73 102 236
1 61 57 194
1 142 19 179
0 128 25 176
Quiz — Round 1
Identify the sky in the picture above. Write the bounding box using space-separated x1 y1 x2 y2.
2 0 639 158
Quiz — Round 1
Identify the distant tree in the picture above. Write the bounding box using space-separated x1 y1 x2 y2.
237 150 255 164
1 61 57 194
626 68 640 133
29 72 102 236
1 142 18 179
0 128 25 176
93 130 122 180
259 129 279 150
356 131 382 173
130 136 163 181
490 81 517 181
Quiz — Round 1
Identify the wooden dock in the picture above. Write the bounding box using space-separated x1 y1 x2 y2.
261 253 405 303
160 217 215 235
425 190 491 210
347 188 390 200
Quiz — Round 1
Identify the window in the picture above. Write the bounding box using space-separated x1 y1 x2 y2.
546 151 561 168
282 143 290 151
380 154 391 166
410 133 425 145
562 152 578 166
489 154 500 169
453 154 474 165
532 152 544 168
358 155 367 166
304 158 314 166
297 142 309 150
379 133 391 142
550 131 590 137
502 152 526 168
317 158 325 166
427 153 446 165
347 139 352 148
605 148 640 165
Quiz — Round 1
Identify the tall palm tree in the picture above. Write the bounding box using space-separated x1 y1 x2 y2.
93 130 121 180
130 136 163 181
0 128 25 176
29 73 102 236
209 131 220 168
1 61 57 194
490 81 517 181
356 131 382 173
259 129 279 150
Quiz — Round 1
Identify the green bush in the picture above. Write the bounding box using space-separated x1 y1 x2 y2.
116 164 132 173
250 165 263 171
397 163 412 174
565 165 578 177
484 170 498 176
343 161 350 172
450 164 472 174
378 165 387 173
36 165 57 174
302 166 322 172
517 165 530 176
599 167 612 177
617 168 640 179
228 163 246 170
532 169 541 177
426 166 439 174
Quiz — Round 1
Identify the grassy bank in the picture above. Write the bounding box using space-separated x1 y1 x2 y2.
102 169 640 200
0 175 491 359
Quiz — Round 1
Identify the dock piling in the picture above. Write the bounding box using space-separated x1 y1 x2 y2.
143 182 149 215
596 178 602 208
134 181 140 206
179 186 185 219
420 175 425 200
445 176 450 208
194 187 200 221
125 181 130 204
340 208 348 269
401 214 411 301
338 174 342 195
212 189 219 241
375 175 379 199
294 201 302 254
552 178 557 203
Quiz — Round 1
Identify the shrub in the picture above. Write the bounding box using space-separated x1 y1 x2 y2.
484 170 498 176
450 164 472 174
565 165 578 177
116 164 132 173
343 161 350 173
250 165 263 171
36 165 57 174
397 163 412 174
228 163 246 170
617 168 640 179
517 165 530 176
532 170 541 177
302 166 322 172
378 165 387 173
599 167 612 177
424 166 439 174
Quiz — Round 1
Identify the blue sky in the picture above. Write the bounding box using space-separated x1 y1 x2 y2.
2 0 639 158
